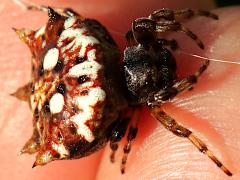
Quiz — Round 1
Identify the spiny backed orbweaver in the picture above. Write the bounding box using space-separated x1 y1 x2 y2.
12 4 232 176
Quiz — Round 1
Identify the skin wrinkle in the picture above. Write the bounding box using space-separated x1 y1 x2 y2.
173 94 236 121
135 128 210 179
165 104 234 168
172 88 240 124
173 91 228 105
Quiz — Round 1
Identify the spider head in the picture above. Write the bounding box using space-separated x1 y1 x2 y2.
132 18 156 46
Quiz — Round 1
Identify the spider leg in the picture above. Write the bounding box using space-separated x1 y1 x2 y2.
121 110 140 174
173 9 218 20
150 107 232 176
26 3 80 17
133 18 204 49
109 117 130 163
151 59 209 105
156 20 204 49
149 8 218 21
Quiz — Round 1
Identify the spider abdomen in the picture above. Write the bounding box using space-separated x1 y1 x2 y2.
13 7 128 166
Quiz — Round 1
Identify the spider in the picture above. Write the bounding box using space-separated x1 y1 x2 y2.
12 4 232 176
117 9 232 176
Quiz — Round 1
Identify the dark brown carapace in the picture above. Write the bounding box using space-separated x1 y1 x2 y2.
13 5 232 176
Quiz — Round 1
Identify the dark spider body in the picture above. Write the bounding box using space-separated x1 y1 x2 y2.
13 5 233 176
124 45 176 105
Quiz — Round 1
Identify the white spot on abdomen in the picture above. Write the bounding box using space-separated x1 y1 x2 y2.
68 60 102 79
43 48 59 71
57 24 106 143
79 36 99 57
67 49 100 80
71 87 106 142
52 143 69 158
87 49 97 61
57 28 99 57
49 93 64 114
71 111 95 143
76 87 106 107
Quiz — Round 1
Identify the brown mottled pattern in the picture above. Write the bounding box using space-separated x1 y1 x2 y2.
13 8 127 166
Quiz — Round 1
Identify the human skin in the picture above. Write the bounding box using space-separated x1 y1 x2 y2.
0 0 239 179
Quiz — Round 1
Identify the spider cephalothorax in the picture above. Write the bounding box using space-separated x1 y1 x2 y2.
123 9 218 106
124 43 177 104
13 5 232 176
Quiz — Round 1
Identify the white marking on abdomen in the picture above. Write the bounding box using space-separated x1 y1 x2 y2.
87 49 97 61
78 36 99 57
76 87 106 107
43 48 59 71
49 93 64 114
71 111 94 143
57 28 99 57
57 25 106 143
71 87 106 142
68 60 102 79
52 142 69 158
64 17 77 29
35 26 46 39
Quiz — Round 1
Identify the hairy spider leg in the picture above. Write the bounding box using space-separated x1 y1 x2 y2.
121 110 140 174
25 3 81 18
147 55 232 176
150 108 232 176
109 117 130 163
132 8 218 50
128 9 218 49
132 18 204 49
151 59 210 105
149 8 218 21
156 20 205 49
120 126 138 174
